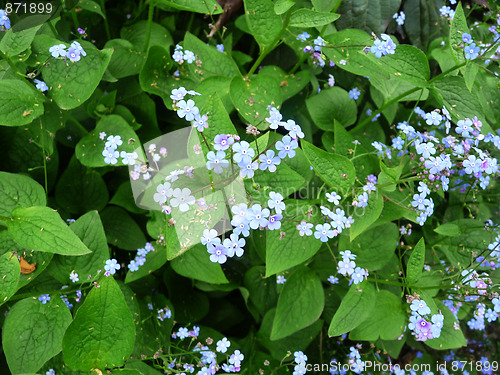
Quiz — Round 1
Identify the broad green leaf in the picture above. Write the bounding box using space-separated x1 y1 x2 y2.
41 40 113 110
78 0 106 18
289 9 339 27
328 281 376 337
271 267 324 340
349 290 405 340
157 0 222 14
434 222 460 237
110 182 147 214
101 206 146 250
431 76 486 124
348 191 384 240
121 21 174 52
306 87 357 129
335 0 401 34
244 266 278 316
16 250 54 291
449 2 467 67
184 32 240 79
55 156 109 214
274 0 294 15
125 244 167 283
258 66 310 101
0 79 45 126
125 361 164 375
406 237 425 285
0 25 42 56
200 93 237 141
7 206 92 256
0 171 46 217
194 76 233 111
463 62 478 92
0 252 20 306
402 0 441 50
230 74 282 127
425 299 466 350
370 74 429 103
266 201 322 276
244 0 283 50
259 308 322 360
171 244 228 284
75 114 140 167
312 0 337 12
46 211 109 284
104 39 147 79
302 140 355 193
62 276 135 370
139 45 174 102
3 297 72 374
339 222 398 271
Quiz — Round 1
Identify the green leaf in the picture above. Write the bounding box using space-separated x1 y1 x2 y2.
7 206 92 255
244 266 278 316
302 140 355 192
348 191 384 240
463 62 478 92
75 114 140 167
157 0 222 14
312 0 337 12
101 206 146 250
46 211 109 284
266 201 322 276
425 299 466 350
339 222 398 271
184 32 240 79
0 79 45 126
55 156 109 214
171 244 228 284
406 237 425 285
41 40 113 110
200 93 237 141
62 276 135 371
434 222 460 237
120 21 174 52
104 39 147 79
402 0 441 50
230 74 282 127
328 281 376 337
78 0 106 17
335 0 401 34
449 2 467 67
349 290 406 340
244 0 283 50
0 25 42 56
289 9 339 27
274 0 294 15
0 252 20 306
0 171 46 217
139 45 174 101
258 66 310 101
271 267 324 340
3 297 72 374
306 87 357 129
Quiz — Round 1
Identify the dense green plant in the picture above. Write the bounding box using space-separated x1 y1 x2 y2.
0 0 499 374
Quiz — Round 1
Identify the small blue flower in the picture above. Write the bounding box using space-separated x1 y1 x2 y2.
328 275 339 284
296 220 313 236
314 223 334 242
393 11 405 26
267 214 283 230
183 50 196 63
176 99 199 121
392 136 404 150
49 43 67 58
216 44 224 52
38 294 51 304
275 135 298 159
34 79 48 92
259 150 281 172
213 134 234 151
296 32 310 41
410 299 431 315
268 191 285 213
71 41 86 56
207 243 228 264
232 141 255 164
277 275 286 284
192 113 208 132
283 119 304 139
102 148 119 165
248 204 270 229
349 88 361 100
206 150 229 174
464 43 480 60
66 46 81 62
216 337 231 353
238 160 258 178
104 258 121 275
0 9 11 30
462 33 472 44
456 118 473 137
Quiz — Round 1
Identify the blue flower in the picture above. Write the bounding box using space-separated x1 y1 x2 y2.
456 118 473 137
104 258 121 275
351 267 366 285
0 9 11 30
238 160 258 178
328 275 339 284
283 119 305 139
214 134 234 151
265 106 282 129
313 36 326 51
49 43 67 58
71 41 86 56
410 299 431 315
296 220 313 236
207 243 228 264
102 148 119 165
276 135 298 159
296 32 310 41
268 191 285 213
462 33 472 44
170 87 187 101
425 110 442 126
326 191 341 205
267 214 283 230
206 150 229 174
128 260 139 272
38 294 51 304
177 327 189 339
232 141 255 164
183 50 196 63
370 39 388 58
415 142 436 159
216 337 231 353
216 44 224 52
463 155 481 175
192 113 209 132
176 99 199 121
66 46 81 62
172 49 184 63
392 136 404 150
32 79 48 92
294 351 308 364
349 88 361 100
248 204 270 229
464 43 480 60
223 233 245 257
314 223 334 242
337 258 355 276
393 11 405 26
259 150 281 172
277 275 286 284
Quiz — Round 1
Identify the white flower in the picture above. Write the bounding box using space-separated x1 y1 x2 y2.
170 188 195 212
153 182 173 204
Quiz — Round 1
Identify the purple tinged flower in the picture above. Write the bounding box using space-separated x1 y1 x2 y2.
213 134 234 151
328 74 335 87
259 150 281 172
176 99 199 121
462 33 472 44
38 294 51 304
229 350 244 366
66 46 81 62
275 135 298 159
128 260 139 272
267 214 283 230
192 113 209 132
355 192 369 208
104 258 121 275
314 223 334 242
380 34 396 54
207 243 228 264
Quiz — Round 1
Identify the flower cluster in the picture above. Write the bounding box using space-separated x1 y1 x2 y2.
127 242 155 272
439 5 456 19
157 306 172 321
461 33 480 60
0 9 11 30
172 44 196 64
130 143 168 181
407 298 443 341
171 87 208 131
153 181 195 213
369 34 397 58
393 11 405 26
293 351 308 375
102 134 139 166
295 32 335 68
352 174 377 209
336 250 368 285
49 41 87 62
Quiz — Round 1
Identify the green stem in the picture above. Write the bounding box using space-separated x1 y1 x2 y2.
39 118 48 195
143 0 155 52
247 11 292 77
0 50 47 99
99 0 112 40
